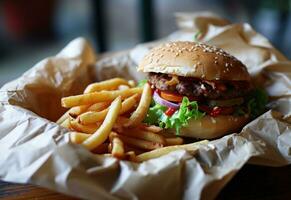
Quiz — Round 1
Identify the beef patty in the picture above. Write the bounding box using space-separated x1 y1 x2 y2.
148 72 253 100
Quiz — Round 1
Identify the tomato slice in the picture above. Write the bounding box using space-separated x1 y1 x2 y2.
160 91 183 102
200 105 235 117
165 107 177 116
210 106 222 117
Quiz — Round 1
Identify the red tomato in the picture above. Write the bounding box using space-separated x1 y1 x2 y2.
210 106 222 117
160 91 183 102
165 107 177 116
200 105 235 117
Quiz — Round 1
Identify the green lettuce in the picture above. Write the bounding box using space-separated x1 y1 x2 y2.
234 88 268 118
137 79 147 87
144 97 204 134
247 88 268 118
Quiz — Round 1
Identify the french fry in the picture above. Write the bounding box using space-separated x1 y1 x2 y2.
78 110 108 125
111 135 125 159
108 143 112 152
88 102 110 112
124 151 136 161
70 119 100 134
68 105 90 118
124 145 145 155
82 97 122 150
117 134 163 150
70 132 109 153
56 110 70 124
61 87 142 108
79 94 139 125
120 129 166 145
70 132 90 144
60 118 71 129
139 124 163 133
57 105 90 124
165 137 184 146
84 78 130 93
135 140 209 162
118 85 130 90
124 83 152 127
128 80 135 88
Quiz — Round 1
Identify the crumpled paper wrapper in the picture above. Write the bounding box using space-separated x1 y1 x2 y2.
0 12 291 200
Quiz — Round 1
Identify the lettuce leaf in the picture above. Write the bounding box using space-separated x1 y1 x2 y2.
234 88 268 118
144 97 204 134
247 88 268 118
137 79 147 87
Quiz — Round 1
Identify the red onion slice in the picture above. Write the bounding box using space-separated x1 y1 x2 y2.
153 91 180 109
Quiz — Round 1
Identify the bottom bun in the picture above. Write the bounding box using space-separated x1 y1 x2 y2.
168 115 249 139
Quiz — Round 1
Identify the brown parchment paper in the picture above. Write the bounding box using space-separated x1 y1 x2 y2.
0 12 291 200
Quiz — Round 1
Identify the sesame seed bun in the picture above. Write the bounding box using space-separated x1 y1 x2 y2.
167 114 249 139
138 41 250 81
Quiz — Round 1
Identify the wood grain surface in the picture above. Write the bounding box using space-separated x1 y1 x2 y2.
1 164 291 200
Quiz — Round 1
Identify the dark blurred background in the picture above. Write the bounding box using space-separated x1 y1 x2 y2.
0 0 291 86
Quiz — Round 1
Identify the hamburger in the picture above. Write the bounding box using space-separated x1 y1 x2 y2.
138 41 267 139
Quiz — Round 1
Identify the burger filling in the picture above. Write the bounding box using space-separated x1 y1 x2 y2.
142 73 268 134
148 72 253 100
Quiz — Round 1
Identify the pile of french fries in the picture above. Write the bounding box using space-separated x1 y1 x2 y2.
57 78 207 162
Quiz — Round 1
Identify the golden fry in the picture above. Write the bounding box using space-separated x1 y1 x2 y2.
88 102 110 112
69 105 90 118
70 119 99 134
125 83 152 127
82 97 122 150
60 118 71 129
57 105 90 124
111 136 125 159
165 137 184 146
118 85 130 90
84 78 129 93
117 134 163 150
61 87 142 108
124 151 136 161
139 124 163 133
56 110 70 124
79 94 139 125
120 129 166 145
135 140 209 162
78 110 108 125
124 145 145 155
70 132 90 144
128 80 135 88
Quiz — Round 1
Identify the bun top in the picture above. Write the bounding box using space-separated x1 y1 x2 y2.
138 41 251 81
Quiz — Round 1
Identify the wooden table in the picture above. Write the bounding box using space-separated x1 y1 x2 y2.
1 164 290 199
